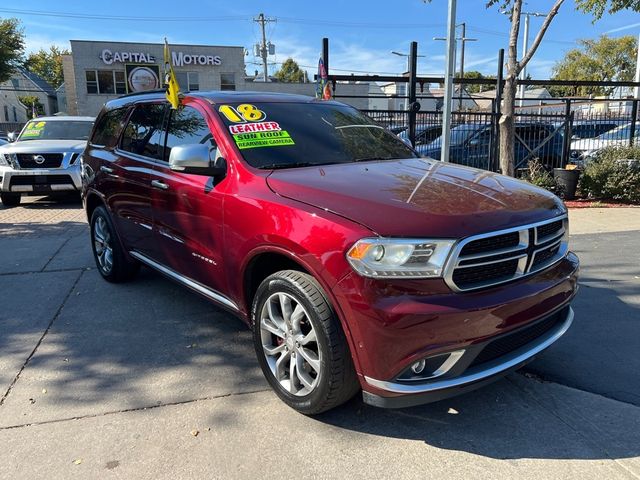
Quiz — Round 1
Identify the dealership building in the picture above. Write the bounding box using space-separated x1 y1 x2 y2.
61 40 247 116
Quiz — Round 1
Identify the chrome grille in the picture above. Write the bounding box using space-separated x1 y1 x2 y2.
444 216 569 292
16 153 63 169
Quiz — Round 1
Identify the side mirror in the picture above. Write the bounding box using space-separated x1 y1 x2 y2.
7 132 17 142
168 144 226 177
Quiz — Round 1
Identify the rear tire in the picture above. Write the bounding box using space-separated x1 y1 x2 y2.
90 205 139 282
252 270 359 415
0 192 21 207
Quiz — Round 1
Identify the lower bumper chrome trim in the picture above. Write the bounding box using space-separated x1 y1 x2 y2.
129 250 239 312
364 306 574 394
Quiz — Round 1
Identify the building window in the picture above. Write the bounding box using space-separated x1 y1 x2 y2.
115 71 126 94
3 106 8 122
221 73 235 91
98 70 115 94
175 72 199 91
12 106 17 122
86 70 98 94
85 70 127 95
11 78 19 89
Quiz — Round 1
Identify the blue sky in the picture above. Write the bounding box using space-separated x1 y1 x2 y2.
2 1 640 78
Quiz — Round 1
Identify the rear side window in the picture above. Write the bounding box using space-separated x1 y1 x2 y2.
91 107 129 147
120 104 167 160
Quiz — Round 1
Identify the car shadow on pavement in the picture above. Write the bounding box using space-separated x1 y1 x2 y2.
0 194 82 211
2 257 638 462
0 267 266 427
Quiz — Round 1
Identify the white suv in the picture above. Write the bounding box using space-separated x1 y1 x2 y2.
0 116 94 206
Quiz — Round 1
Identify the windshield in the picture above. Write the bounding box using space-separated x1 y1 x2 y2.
18 120 94 142
216 102 417 169
429 124 486 148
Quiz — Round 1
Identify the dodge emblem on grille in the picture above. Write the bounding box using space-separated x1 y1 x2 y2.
33 155 46 165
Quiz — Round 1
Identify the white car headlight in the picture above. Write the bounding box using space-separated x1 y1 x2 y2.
0 153 17 167
346 238 455 278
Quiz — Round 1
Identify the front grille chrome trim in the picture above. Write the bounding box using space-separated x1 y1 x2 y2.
443 215 568 293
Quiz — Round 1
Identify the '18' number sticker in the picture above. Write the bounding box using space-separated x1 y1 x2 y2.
219 104 266 123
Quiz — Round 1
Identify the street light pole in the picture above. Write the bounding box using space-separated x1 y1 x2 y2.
441 0 457 163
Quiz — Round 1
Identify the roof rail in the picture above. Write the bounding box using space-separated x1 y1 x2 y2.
117 89 171 99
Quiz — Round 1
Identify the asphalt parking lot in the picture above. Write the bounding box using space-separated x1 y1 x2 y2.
1 196 639 479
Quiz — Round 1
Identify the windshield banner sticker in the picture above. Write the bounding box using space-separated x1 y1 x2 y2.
21 121 46 138
229 121 281 135
233 130 295 150
219 104 266 123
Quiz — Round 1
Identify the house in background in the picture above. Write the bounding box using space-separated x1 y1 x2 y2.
0 67 58 125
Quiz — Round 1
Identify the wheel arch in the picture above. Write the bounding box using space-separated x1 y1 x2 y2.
241 246 363 375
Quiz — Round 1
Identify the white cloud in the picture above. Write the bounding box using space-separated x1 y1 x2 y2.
605 22 640 34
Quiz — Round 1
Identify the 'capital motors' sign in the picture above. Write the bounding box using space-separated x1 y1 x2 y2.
100 48 222 66
100 49 156 65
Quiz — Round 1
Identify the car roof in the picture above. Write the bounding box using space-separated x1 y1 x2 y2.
26 116 95 122
103 90 342 111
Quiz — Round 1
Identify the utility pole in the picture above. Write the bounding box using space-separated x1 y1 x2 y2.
441 0 457 163
516 11 544 106
434 23 476 110
456 23 476 109
254 13 276 82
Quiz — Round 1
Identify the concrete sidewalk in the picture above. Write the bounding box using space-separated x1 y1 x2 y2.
1 197 639 479
569 207 640 234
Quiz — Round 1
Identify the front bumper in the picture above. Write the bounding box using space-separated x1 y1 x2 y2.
363 306 573 408
334 252 579 408
0 164 82 193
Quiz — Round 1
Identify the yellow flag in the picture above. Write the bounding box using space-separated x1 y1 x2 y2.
163 39 180 109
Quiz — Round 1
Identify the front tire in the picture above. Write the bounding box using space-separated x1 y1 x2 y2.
90 205 139 282
0 192 21 207
252 270 359 414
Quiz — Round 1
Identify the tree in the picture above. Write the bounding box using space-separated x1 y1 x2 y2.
486 0 640 177
18 95 44 119
0 18 25 83
25 46 69 89
550 35 638 96
274 58 306 83
462 71 496 94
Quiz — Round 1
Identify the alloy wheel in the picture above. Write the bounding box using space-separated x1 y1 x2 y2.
259 292 322 396
93 216 114 274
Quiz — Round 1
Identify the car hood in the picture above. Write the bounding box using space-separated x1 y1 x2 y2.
266 158 565 238
0 139 87 154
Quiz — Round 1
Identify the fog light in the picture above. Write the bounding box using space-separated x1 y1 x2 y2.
410 359 426 374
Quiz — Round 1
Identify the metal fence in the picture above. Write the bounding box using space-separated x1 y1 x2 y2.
319 38 640 174
361 100 639 173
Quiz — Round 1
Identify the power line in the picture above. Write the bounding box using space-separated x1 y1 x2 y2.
0 8 250 22
0 7 577 45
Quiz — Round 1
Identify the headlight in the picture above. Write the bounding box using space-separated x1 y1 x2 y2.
346 237 455 278
0 153 17 167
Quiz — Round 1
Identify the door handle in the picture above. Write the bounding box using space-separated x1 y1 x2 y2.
151 179 169 190
100 166 114 174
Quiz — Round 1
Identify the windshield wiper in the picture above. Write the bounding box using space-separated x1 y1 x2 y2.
260 161 337 170
353 157 394 162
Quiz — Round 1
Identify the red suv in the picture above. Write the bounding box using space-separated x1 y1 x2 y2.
82 91 579 414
